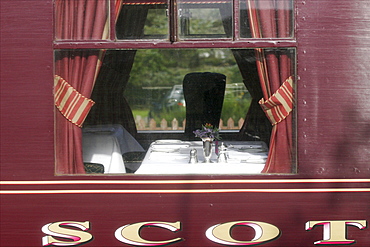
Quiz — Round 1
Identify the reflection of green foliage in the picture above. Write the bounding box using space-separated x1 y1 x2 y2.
144 8 168 35
126 48 248 124
129 49 242 89
151 106 186 127
148 97 251 129
221 96 251 124
188 9 225 35
130 50 171 87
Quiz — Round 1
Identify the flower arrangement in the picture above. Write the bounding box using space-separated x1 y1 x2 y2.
193 123 220 140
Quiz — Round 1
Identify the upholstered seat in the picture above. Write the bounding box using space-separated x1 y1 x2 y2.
122 151 147 173
83 163 105 174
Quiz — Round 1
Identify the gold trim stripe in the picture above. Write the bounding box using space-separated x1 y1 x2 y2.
1 188 369 195
1 179 369 185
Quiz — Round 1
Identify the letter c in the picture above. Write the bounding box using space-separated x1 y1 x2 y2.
206 221 280 246
115 221 183 246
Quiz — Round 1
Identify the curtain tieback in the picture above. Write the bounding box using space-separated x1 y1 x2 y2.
54 75 95 127
259 76 294 126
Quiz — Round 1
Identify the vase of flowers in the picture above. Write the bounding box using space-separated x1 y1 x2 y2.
193 124 220 163
201 138 213 163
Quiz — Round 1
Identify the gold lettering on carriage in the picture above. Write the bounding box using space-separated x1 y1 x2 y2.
114 221 183 246
41 219 367 246
305 220 367 245
42 221 92 246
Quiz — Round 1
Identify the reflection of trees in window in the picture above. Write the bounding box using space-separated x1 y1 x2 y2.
124 48 248 127
128 49 240 88
144 8 168 36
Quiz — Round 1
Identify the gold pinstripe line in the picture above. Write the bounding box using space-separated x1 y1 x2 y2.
1 188 369 194
1 179 369 185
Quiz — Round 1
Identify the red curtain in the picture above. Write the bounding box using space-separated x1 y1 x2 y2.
247 0 294 173
54 0 109 174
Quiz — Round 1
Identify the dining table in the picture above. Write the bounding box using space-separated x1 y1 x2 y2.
135 140 268 175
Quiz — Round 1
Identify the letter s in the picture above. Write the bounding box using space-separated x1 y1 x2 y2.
41 221 92 246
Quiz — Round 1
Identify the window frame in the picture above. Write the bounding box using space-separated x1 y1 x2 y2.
53 0 297 175
54 0 297 49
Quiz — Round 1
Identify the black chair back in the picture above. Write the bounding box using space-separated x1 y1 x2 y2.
183 72 226 138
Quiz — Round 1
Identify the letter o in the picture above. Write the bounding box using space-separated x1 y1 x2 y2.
206 221 280 246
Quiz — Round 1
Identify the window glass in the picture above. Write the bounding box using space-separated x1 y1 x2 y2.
239 0 294 38
178 0 232 39
116 1 168 39
55 47 296 175
124 48 248 132
54 0 109 40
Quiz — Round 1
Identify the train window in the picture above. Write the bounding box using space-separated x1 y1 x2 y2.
54 0 296 175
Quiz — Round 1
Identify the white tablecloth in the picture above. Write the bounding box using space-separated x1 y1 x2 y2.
83 124 144 154
82 132 126 174
135 140 268 175
82 125 145 174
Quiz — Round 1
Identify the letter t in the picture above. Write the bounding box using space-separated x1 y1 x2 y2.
305 220 367 245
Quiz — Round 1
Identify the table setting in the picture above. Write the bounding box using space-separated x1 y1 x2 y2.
135 139 268 175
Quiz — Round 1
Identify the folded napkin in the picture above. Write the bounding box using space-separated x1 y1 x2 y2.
228 151 268 163
151 144 189 151
154 140 183 144
228 151 267 157
240 158 267 164
148 152 187 161
228 144 264 149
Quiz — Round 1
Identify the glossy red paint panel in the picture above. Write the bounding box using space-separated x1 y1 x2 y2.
0 0 54 179
1 0 369 181
296 0 370 177
1 190 369 246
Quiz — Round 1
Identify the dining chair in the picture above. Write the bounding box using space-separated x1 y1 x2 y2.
182 72 226 138
83 162 105 174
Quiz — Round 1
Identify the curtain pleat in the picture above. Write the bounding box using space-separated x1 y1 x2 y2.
54 0 108 174
85 50 138 137
246 0 294 173
55 52 104 175
218 4 271 143
86 4 149 136
116 4 149 39
232 49 273 144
